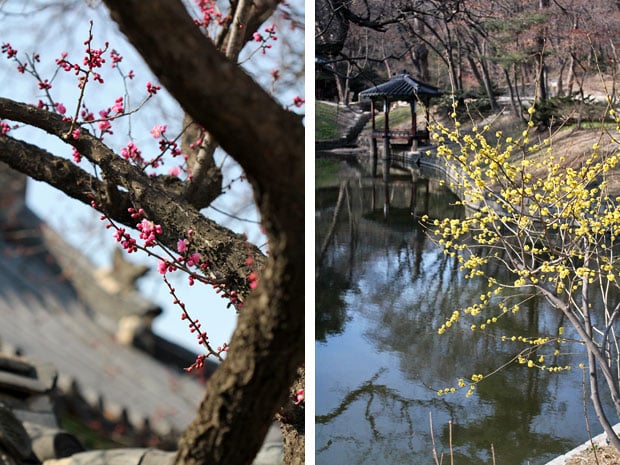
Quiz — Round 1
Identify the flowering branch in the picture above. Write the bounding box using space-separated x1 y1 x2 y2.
162 275 228 364
0 97 265 296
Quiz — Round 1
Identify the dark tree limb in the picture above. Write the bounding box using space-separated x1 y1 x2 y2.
0 97 264 294
0 135 111 209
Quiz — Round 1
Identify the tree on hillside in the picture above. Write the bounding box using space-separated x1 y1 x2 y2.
0 1 304 465
316 0 620 110
425 104 620 449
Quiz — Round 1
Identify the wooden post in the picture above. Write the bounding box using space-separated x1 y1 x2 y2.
410 100 417 137
425 100 431 137
410 100 417 151
370 100 378 177
371 100 376 131
371 138 378 177
382 97 390 183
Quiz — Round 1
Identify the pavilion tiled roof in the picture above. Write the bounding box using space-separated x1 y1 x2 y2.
0 208 206 438
359 73 441 101
0 351 283 465
0 160 212 442
0 162 283 464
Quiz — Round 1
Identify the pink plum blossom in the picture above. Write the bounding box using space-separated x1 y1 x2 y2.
150 124 167 138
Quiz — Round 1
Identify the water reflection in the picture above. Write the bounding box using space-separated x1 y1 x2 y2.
316 177 608 465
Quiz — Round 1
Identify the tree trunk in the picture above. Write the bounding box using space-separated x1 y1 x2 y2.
334 64 346 104
555 60 566 97
504 66 525 120
566 54 575 95
467 54 498 110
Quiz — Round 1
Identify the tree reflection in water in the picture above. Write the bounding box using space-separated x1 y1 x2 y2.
316 178 611 465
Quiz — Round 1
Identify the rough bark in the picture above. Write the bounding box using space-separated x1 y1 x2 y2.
276 367 305 465
180 114 223 210
0 98 260 294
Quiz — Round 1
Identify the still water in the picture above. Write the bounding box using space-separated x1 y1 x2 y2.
316 176 615 465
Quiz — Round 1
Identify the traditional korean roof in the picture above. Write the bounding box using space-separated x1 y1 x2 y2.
359 73 441 102
0 162 283 463
0 161 209 441
0 209 207 439
0 353 283 465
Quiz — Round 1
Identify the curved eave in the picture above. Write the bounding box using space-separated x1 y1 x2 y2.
359 74 441 102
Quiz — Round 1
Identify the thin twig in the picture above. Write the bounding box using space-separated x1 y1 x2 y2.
429 411 441 465
449 420 454 465
582 365 602 465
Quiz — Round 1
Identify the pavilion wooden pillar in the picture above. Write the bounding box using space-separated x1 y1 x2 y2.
370 100 378 177
382 97 390 218
410 100 417 137
424 98 431 139
382 97 390 183
410 99 417 150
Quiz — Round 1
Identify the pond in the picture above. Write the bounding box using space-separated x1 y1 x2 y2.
315 174 617 465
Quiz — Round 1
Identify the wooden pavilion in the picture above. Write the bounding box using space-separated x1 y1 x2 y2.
359 73 441 179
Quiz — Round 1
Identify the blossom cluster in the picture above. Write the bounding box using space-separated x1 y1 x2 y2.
1 22 168 147
424 101 620 398
137 218 163 247
253 24 278 54
192 0 226 32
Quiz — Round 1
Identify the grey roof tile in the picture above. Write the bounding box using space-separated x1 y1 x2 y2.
359 73 442 101
0 215 205 436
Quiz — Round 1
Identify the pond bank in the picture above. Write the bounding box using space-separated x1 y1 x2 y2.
545 424 620 465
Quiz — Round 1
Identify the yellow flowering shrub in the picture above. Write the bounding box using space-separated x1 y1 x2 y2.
425 101 620 400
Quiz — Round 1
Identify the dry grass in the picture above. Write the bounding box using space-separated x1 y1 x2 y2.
528 126 620 194
566 445 620 465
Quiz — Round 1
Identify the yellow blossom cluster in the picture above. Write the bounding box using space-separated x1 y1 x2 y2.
437 373 484 398
424 103 620 399
437 310 460 335
501 335 555 345
517 354 572 373
423 106 620 307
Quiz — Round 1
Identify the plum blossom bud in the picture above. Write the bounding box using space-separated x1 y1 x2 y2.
177 239 188 254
